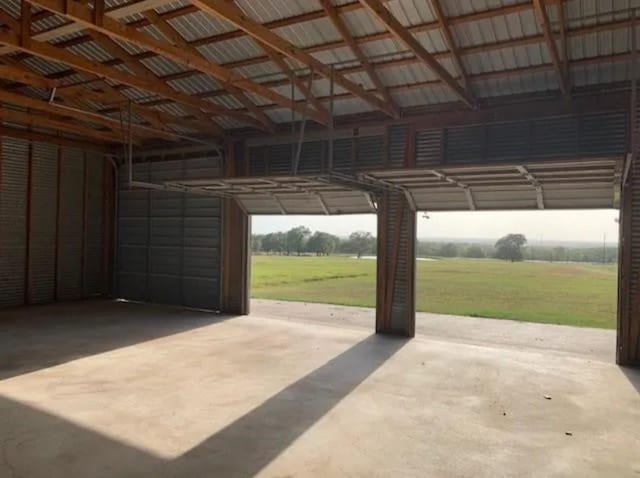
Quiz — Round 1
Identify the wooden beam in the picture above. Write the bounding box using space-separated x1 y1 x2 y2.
0 31 238 134
0 108 128 144
87 30 233 133
532 0 569 95
20 0 31 47
141 9 277 132
319 0 398 118
430 0 472 95
25 0 326 125
259 43 328 123
0 88 176 141
358 0 475 108
0 125 109 151
190 0 396 118
0 63 58 89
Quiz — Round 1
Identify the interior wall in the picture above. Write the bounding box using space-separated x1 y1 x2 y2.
0 136 111 308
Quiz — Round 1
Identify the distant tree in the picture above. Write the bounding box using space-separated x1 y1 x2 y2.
348 231 375 258
464 245 485 258
262 232 286 254
552 246 567 263
437 243 458 258
251 234 264 253
494 234 527 262
306 231 338 256
285 226 311 255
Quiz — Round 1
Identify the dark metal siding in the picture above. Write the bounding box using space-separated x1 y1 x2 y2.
28 142 58 304
415 129 442 166
117 158 222 310
84 153 104 296
0 137 29 307
388 125 408 168
57 148 84 301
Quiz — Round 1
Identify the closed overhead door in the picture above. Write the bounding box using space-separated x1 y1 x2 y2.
117 157 222 310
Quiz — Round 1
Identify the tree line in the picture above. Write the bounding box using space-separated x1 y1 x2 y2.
253 227 376 257
252 229 618 264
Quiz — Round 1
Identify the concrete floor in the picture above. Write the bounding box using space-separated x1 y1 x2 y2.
0 300 639 477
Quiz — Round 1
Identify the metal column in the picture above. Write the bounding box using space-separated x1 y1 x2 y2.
376 191 416 337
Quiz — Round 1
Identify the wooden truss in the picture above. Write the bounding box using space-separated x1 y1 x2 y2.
0 0 625 146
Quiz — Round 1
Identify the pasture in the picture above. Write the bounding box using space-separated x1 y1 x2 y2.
251 256 618 328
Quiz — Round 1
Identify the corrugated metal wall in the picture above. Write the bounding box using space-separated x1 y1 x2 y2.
0 138 109 308
28 141 58 304
117 157 222 310
0 137 29 307
376 191 416 337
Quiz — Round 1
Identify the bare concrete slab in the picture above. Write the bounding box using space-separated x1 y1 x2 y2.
1 300 638 477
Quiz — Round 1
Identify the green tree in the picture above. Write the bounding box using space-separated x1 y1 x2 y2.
464 245 485 258
348 231 375 258
262 232 285 254
437 243 458 258
251 234 264 253
285 226 311 255
306 231 338 256
495 234 527 262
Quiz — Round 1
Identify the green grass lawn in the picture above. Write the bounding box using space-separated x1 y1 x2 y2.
251 256 618 329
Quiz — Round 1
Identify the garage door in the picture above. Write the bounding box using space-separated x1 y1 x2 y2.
117 157 222 310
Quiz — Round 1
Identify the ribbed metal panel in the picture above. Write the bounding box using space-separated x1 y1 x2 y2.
118 162 150 301
415 129 442 166
117 158 222 310
378 191 415 336
249 146 267 175
298 140 324 174
57 148 84 301
28 142 58 304
84 154 104 296
532 116 579 158
389 125 408 168
487 121 530 162
332 138 352 172
356 136 384 170
580 112 628 156
445 125 485 163
0 137 29 307
268 143 293 174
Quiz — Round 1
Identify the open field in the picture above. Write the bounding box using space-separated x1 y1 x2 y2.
251 256 618 329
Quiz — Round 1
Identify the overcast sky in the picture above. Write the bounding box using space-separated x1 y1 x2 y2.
252 209 621 243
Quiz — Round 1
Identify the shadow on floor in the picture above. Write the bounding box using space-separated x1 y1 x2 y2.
621 366 640 395
0 334 405 477
0 300 234 380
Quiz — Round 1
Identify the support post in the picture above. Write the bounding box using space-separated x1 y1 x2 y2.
376 191 416 337
220 140 250 315
618 162 640 366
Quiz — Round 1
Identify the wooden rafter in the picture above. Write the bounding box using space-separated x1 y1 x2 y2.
558 0 570 82
0 88 177 142
86 30 230 133
0 107 130 144
189 0 397 118
141 9 276 132
532 0 569 95
319 0 399 118
25 0 326 125
0 31 247 133
430 0 472 94
258 44 328 123
358 0 475 108
0 125 109 151
0 58 220 137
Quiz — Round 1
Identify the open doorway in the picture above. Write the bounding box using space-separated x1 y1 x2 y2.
249 209 619 337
